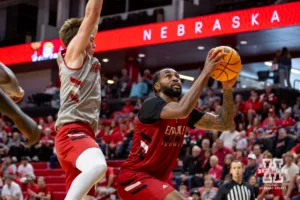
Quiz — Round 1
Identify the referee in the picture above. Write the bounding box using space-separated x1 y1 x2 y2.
215 160 255 200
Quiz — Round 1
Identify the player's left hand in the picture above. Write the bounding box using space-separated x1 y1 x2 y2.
7 87 24 103
222 74 239 89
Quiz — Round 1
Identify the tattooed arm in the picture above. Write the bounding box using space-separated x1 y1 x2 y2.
194 78 237 131
195 89 234 131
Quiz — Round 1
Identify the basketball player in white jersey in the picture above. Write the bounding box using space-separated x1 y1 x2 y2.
55 0 107 199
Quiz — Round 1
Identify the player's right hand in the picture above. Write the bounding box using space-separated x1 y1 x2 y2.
202 49 227 76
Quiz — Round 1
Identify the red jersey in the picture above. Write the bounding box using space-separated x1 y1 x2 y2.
111 131 124 144
121 96 204 181
261 117 281 127
102 134 112 143
260 93 278 105
121 105 134 114
40 135 54 146
36 186 52 200
281 117 296 127
214 147 234 166
26 183 40 199
235 102 245 113
243 98 262 113
208 165 222 180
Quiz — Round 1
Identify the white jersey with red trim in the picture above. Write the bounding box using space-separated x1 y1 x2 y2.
55 50 101 133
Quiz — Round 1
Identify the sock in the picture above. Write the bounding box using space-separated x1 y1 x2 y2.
64 148 107 200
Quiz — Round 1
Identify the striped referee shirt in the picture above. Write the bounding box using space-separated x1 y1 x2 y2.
215 180 255 200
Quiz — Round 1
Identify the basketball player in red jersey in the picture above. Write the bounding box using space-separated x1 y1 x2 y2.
55 0 107 200
116 49 237 200
0 62 40 145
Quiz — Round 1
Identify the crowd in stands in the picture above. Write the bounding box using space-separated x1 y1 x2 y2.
1 79 300 199
0 155 52 200
28 68 153 108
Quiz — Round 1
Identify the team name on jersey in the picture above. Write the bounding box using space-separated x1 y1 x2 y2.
161 125 187 147
164 125 186 136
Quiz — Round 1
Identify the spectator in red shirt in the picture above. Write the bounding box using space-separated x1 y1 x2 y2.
244 89 262 123
247 117 261 135
32 176 52 200
199 139 210 161
96 124 105 139
257 183 284 200
247 132 257 153
214 139 234 166
208 155 222 181
109 120 118 134
121 99 134 115
25 175 40 200
34 127 54 161
264 117 278 139
260 84 278 105
45 115 56 135
40 128 55 146
101 126 113 157
109 124 125 159
200 149 212 176
37 118 47 132
234 149 248 166
235 94 246 114
2 121 12 133
281 110 296 128
116 122 135 158
96 167 116 198
261 108 281 128
111 124 125 145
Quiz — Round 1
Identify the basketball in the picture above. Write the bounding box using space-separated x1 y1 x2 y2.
211 46 242 82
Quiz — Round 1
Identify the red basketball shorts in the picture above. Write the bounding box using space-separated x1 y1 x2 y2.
116 169 175 200
55 122 100 196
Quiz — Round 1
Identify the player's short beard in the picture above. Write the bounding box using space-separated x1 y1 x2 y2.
161 85 182 98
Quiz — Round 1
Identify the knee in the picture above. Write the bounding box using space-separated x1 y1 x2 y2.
91 162 107 180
